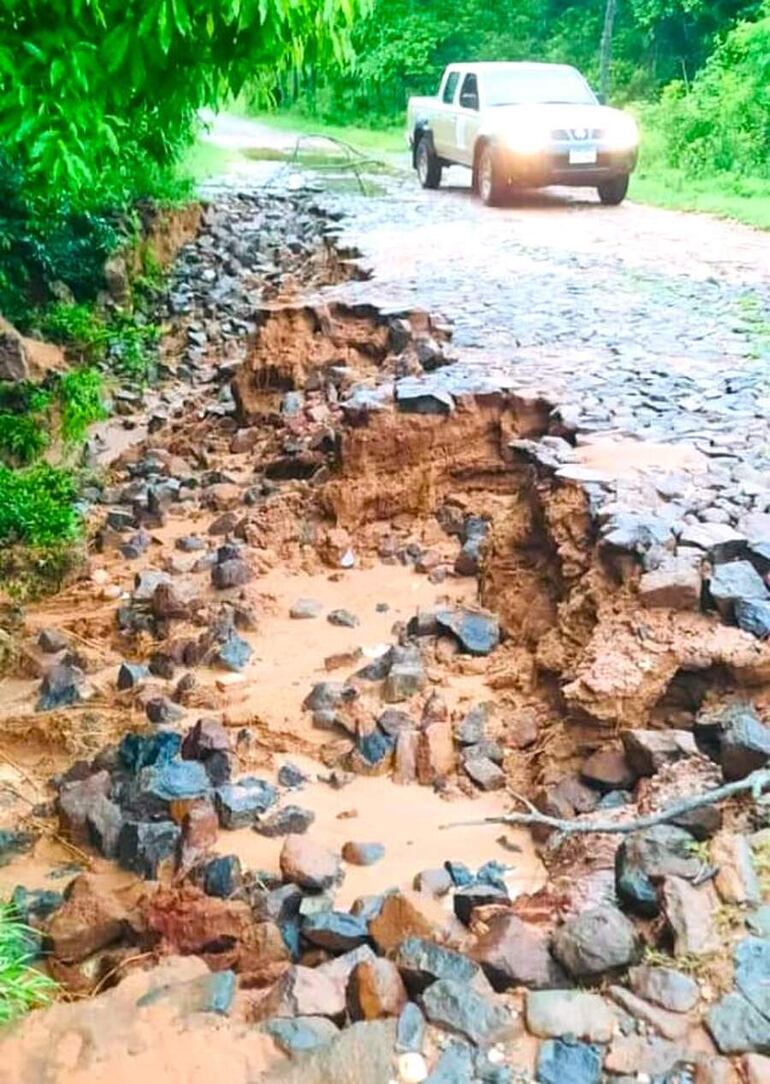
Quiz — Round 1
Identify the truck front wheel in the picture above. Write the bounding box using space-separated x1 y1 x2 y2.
597 175 630 206
477 144 507 206
416 137 442 190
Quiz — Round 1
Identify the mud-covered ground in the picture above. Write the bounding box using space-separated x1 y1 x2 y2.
1 128 770 1083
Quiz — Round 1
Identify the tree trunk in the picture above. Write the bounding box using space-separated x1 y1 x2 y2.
600 0 617 103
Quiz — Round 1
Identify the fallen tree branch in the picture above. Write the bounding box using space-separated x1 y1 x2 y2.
443 767 770 835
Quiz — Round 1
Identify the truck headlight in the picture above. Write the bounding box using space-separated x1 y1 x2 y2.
605 116 639 151
503 123 548 155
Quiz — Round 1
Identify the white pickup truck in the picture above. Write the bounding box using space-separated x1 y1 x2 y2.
407 62 639 206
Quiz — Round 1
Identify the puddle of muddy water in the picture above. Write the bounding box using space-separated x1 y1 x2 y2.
206 561 476 738
220 752 546 909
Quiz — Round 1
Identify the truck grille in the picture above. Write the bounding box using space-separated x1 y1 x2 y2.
551 127 605 141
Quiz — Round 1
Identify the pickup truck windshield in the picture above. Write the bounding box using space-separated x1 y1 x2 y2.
484 68 596 107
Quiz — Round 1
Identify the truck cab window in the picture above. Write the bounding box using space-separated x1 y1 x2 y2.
442 72 460 105
459 73 479 110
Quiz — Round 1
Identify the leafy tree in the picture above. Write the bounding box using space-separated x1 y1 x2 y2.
0 1 366 319
652 4 770 175
273 0 764 121
1 0 363 202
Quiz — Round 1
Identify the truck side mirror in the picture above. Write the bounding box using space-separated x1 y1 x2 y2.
460 92 479 110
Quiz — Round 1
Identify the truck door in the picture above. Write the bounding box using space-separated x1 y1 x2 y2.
432 69 461 158
455 72 481 167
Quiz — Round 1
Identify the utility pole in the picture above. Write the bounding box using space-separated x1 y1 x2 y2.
600 0 617 103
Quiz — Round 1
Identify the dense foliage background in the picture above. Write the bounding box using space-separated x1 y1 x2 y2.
265 0 770 182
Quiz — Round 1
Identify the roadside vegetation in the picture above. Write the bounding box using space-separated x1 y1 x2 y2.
0 0 365 605
0 904 56 1025
242 0 770 227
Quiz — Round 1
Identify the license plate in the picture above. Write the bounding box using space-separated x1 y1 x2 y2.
569 148 597 165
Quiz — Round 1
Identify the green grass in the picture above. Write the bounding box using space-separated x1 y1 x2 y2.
179 139 241 181
0 904 56 1025
631 168 770 230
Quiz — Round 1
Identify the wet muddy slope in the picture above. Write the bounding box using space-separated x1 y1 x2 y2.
1 180 770 1083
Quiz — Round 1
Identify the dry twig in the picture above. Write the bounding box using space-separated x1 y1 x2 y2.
443 768 770 835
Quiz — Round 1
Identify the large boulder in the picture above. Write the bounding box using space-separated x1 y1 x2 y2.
0 315 65 382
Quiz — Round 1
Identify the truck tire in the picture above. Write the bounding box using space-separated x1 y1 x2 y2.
597 175 629 206
416 136 442 190
477 143 507 206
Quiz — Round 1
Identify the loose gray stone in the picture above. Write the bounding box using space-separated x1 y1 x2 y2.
37 664 84 711
721 709 770 780
435 609 500 656
255 805 315 837
395 937 491 995
463 756 505 791
707 992 770 1055
708 560 768 619
328 609 359 628
262 1019 396 1084
420 978 512 1045
302 911 369 953
621 729 698 777
628 965 699 1014
290 598 323 619
525 990 616 1042
736 598 770 639
262 1016 339 1057
455 704 488 745
536 1039 602 1084
552 905 641 978
735 937 770 1019
395 1001 425 1053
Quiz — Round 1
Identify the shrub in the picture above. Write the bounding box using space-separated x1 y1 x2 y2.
0 541 86 602
37 303 160 385
0 154 121 326
650 8 770 178
0 465 81 546
37 303 110 361
0 904 57 1025
0 414 50 466
57 369 108 444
